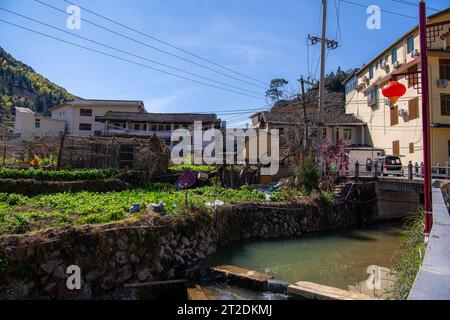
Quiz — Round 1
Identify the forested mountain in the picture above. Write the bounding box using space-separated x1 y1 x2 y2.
0 46 77 129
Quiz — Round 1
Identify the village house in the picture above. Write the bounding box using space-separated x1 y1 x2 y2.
249 91 376 166
343 7 450 166
95 111 222 150
14 107 65 140
13 99 222 152
49 99 146 137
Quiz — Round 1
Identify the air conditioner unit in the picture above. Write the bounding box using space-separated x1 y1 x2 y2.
393 61 402 69
410 49 420 58
381 62 390 72
362 76 369 83
438 79 449 88
398 108 407 117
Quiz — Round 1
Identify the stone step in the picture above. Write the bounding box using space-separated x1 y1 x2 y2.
287 281 378 300
210 265 273 291
188 285 209 300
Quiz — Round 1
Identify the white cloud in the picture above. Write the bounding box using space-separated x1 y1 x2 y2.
144 95 179 112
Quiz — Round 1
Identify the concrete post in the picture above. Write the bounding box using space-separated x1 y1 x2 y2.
374 162 378 178
408 161 413 180
420 162 424 178
446 162 449 179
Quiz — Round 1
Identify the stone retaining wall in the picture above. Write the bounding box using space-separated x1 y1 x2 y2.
0 200 373 299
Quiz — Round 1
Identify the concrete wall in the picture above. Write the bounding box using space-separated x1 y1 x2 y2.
409 181 450 300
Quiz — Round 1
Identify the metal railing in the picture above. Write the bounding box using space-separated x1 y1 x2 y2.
347 161 450 180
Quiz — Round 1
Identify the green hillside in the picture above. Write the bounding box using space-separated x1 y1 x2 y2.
0 46 77 130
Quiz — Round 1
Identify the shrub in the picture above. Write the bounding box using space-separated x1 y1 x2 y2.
297 156 320 195
385 210 426 300
0 168 119 181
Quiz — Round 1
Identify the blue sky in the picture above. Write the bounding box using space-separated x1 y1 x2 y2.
0 0 448 127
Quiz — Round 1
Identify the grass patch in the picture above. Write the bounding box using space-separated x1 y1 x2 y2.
0 183 286 235
0 167 119 181
385 210 426 300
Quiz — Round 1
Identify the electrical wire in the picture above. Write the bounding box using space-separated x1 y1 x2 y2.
0 7 264 97
0 18 265 100
391 0 442 13
61 0 269 87
33 0 268 90
339 0 418 20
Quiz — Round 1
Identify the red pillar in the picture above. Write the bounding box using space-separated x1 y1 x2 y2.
419 0 432 234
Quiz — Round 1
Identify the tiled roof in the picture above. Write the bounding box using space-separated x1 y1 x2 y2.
96 111 219 123
252 90 365 126
50 99 145 110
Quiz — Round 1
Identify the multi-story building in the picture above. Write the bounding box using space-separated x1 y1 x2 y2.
95 111 222 150
14 107 65 140
343 8 450 166
49 99 145 137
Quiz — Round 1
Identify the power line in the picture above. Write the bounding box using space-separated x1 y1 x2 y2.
33 0 268 91
61 0 268 87
391 0 441 13
0 18 265 100
0 7 265 97
339 0 418 20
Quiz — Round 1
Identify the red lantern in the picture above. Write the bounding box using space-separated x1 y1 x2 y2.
382 81 407 105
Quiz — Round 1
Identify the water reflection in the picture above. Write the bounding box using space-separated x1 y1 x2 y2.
203 223 402 299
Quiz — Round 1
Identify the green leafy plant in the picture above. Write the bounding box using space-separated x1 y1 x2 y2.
385 210 426 300
0 167 118 181
297 156 320 195
0 184 288 235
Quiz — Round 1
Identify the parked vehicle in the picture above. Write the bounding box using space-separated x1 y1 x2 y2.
374 155 404 176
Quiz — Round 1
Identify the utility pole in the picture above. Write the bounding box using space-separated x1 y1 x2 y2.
419 0 432 234
318 0 327 151
307 0 338 167
298 76 316 150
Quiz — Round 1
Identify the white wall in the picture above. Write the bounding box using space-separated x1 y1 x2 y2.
15 109 65 141
51 105 142 137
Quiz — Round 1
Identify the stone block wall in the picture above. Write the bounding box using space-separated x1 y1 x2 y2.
0 200 370 299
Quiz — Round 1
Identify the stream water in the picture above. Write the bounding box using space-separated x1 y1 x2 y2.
202 222 403 300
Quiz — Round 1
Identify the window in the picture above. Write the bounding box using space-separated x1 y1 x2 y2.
134 124 140 130
345 76 357 94
35 119 40 128
80 108 93 117
278 128 284 135
79 123 92 131
448 141 450 157
439 59 450 80
409 143 414 154
407 64 418 87
408 97 419 120
407 36 415 54
369 66 374 79
390 106 399 126
441 94 450 116
151 125 158 131
391 48 398 63
343 128 352 141
393 140 400 156
367 85 378 107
